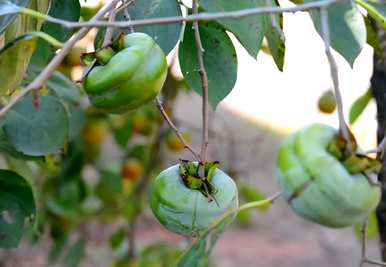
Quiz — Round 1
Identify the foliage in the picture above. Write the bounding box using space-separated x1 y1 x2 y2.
0 0 385 266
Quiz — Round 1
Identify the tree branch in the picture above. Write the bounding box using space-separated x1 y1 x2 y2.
192 0 209 170
19 0 339 29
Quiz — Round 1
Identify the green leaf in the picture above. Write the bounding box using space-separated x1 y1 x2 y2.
62 239 85 267
46 178 87 219
26 67 82 105
42 0 80 41
66 104 85 141
0 0 27 34
110 227 125 250
356 0 386 29
46 72 82 105
95 0 182 54
200 0 265 58
127 0 182 54
175 197 274 266
95 165 123 201
139 242 183 267
239 185 266 203
4 95 69 156
349 89 373 124
179 22 238 107
30 0 80 66
0 33 36 95
48 236 69 264
109 114 133 148
0 128 41 160
175 216 229 267
264 0 286 71
305 0 366 66
0 169 35 248
0 31 62 54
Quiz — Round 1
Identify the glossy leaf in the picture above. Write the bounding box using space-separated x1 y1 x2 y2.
0 169 35 248
349 89 373 124
200 0 265 58
179 22 238 107
305 0 366 66
264 0 286 71
4 95 69 156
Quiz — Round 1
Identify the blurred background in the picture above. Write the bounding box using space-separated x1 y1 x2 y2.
0 0 381 266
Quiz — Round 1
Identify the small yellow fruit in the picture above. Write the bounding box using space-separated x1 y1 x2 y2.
318 90 336 114
121 159 143 182
166 132 191 152
82 120 109 145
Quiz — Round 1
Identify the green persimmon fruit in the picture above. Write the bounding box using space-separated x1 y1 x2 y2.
150 164 238 236
84 32 168 113
318 90 336 114
277 123 381 228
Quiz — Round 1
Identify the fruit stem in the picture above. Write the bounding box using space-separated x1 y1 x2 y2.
192 0 210 176
320 7 353 154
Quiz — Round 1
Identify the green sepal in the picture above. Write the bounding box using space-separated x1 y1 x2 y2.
343 154 381 174
205 161 219 182
327 138 344 160
110 33 125 51
82 46 115 65
179 160 219 198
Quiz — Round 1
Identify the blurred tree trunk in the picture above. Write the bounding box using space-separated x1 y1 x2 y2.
371 20 386 260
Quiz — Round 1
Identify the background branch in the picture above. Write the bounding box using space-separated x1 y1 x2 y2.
155 97 201 161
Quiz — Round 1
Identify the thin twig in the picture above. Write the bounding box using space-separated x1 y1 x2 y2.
320 7 352 152
116 0 135 15
0 0 122 118
121 0 135 33
359 219 368 267
103 4 118 46
19 0 339 29
358 218 386 266
155 97 201 161
192 0 209 171
364 259 386 266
